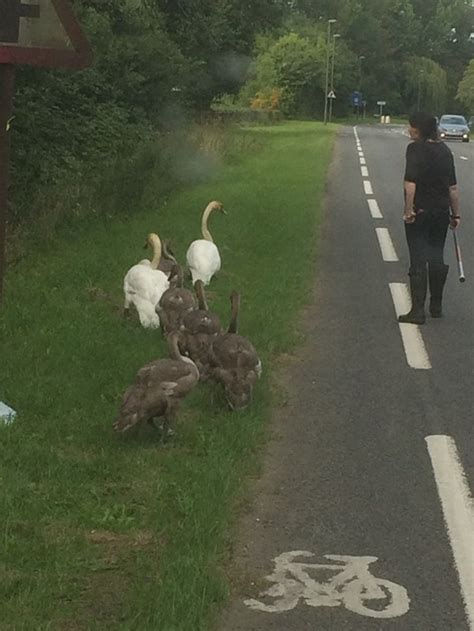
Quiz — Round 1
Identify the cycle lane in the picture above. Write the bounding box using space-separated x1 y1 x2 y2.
219 126 468 631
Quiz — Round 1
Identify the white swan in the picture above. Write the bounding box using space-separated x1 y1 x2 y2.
186 201 226 285
123 233 170 329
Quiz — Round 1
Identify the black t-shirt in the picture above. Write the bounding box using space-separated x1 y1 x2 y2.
404 140 457 210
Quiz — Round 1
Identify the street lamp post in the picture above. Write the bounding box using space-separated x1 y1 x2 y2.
417 70 424 110
323 18 337 125
329 33 341 122
358 55 365 92
358 55 365 116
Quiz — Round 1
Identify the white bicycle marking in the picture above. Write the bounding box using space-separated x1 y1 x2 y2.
244 551 410 619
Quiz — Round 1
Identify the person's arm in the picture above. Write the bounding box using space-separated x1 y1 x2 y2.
403 144 417 223
449 184 461 229
447 149 460 229
403 181 417 223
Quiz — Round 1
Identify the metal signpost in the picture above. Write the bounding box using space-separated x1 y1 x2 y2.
323 19 336 125
351 90 362 115
377 100 387 118
327 89 336 122
0 0 92 303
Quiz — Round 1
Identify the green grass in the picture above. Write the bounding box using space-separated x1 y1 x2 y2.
0 121 336 630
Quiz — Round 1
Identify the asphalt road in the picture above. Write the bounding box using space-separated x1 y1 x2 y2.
220 124 474 631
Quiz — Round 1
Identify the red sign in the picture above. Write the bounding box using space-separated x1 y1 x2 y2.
0 0 92 68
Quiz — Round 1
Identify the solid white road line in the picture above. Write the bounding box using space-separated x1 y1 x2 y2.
425 435 474 630
361 166 369 177
376 228 398 261
360 157 366 165
389 283 431 370
363 180 373 195
367 198 383 219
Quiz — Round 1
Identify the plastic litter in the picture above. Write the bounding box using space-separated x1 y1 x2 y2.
0 401 17 425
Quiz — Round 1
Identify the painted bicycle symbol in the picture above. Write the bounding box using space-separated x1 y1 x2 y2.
244 551 410 619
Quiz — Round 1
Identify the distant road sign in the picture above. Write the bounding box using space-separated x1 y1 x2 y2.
328 90 336 99
377 100 387 106
351 90 362 106
0 0 92 68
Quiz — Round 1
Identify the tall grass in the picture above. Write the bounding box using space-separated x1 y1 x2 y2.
0 121 335 630
6 123 261 265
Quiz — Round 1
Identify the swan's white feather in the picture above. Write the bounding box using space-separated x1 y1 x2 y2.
186 239 221 285
123 264 169 328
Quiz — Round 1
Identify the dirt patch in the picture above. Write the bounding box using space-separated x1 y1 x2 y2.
86 528 154 548
85 528 156 568
86 286 123 316
0 563 22 594
56 529 158 629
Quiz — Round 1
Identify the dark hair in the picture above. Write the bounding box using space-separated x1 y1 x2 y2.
409 111 438 141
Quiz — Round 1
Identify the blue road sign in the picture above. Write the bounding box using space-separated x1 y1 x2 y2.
351 91 362 107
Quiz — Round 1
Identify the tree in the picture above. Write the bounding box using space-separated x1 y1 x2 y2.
457 59 474 112
402 57 447 113
146 0 287 106
240 32 325 116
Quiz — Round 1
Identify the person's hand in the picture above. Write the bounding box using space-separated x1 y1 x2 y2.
450 215 461 230
403 209 416 224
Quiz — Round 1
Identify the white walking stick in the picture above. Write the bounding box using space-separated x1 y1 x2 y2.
452 228 466 283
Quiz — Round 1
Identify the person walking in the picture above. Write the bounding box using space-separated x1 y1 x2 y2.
398 111 461 324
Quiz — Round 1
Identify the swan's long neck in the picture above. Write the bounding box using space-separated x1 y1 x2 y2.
195 280 208 311
149 235 162 270
201 204 215 242
168 333 184 360
168 334 199 376
162 241 177 264
175 265 184 288
228 291 240 334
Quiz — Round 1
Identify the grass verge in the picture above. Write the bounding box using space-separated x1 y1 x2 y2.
0 121 336 630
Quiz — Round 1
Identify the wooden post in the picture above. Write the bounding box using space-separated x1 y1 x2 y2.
0 64 15 304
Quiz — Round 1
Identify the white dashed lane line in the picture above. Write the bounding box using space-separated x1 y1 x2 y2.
389 283 431 370
354 126 431 371
353 131 474 629
426 435 474 630
376 227 399 261
367 198 383 219
361 166 369 177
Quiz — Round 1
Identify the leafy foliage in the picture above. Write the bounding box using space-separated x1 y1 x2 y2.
240 0 473 116
7 0 474 234
457 59 474 111
9 0 288 228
